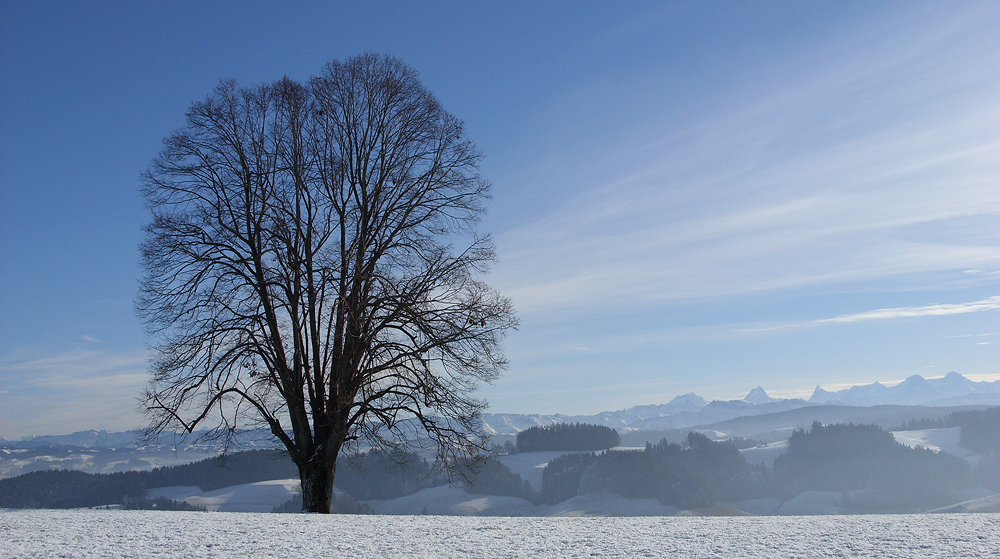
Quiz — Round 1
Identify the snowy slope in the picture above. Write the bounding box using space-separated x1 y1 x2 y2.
0 446 219 478
739 439 789 467
926 493 1000 513
147 479 301 513
496 450 589 491
891 427 978 465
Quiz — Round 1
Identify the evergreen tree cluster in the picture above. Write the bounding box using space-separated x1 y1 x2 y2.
722 436 764 450
0 450 295 509
335 449 441 500
957 407 1000 456
0 448 438 509
890 407 1000 494
4 419 993 513
774 422 973 511
122 495 206 511
464 458 531 498
516 423 620 452
571 432 762 509
540 452 598 504
0 470 146 509
144 450 298 492
536 424 979 512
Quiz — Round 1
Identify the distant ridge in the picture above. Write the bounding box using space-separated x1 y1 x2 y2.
809 372 1000 406
6 429 281 451
481 372 999 436
7 374 998 443
481 393 809 436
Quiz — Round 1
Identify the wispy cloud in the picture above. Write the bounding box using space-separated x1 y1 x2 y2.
965 373 1000 383
736 297 1000 333
815 297 1000 325
0 349 149 438
494 4 1000 320
946 333 997 338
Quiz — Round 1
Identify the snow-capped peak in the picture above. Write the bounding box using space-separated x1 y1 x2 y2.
743 386 777 404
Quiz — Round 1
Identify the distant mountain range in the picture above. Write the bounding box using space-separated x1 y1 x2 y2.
0 427 277 451
809 371 1000 406
480 372 1000 436
3 373 998 449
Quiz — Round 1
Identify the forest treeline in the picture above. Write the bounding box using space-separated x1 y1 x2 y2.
535 423 983 512
3 412 998 512
774 422 975 511
540 432 762 507
0 450 295 509
515 423 620 452
0 449 439 510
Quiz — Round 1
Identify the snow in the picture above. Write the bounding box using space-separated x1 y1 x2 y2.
2 509 999 558
739 439 788 467
743 386 777 404
774 491 843 516
737 426 981 469
926 493 1000 514
146 486 204 501
0 446 219 478
367 485 535 516
366 485 682 517
496 450 587 491
725 498 782 516
539 493 681 517
495 449 644 492
147 479 301 512
891 427 978 465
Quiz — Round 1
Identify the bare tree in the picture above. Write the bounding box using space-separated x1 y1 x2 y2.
138 54 517 513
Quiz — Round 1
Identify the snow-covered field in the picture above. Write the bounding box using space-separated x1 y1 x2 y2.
2 510 998 558
892 427 979 465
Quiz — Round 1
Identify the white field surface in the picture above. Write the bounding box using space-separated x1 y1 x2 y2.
892 427 979 465
2 509 999 558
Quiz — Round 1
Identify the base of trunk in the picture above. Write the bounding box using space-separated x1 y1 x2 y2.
300 461 336 513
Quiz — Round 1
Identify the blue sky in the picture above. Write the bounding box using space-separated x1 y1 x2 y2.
1 1 998 438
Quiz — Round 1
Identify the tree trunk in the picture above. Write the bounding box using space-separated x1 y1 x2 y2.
300 455 337 513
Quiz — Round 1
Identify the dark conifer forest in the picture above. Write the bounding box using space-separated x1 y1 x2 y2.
516 423 621 452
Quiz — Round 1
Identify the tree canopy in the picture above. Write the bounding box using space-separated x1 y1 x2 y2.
138 53 516 512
